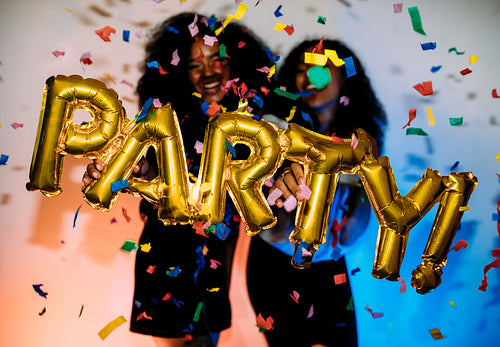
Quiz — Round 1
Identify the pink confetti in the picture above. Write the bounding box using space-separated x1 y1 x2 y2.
266 188 283 206
339 95 350 105
393 3 403 13
301 248 312 257
121 80 134 88
10 122 23 129
365 304 384 318
256 66 270 74
210 259 222 269
188 14 199 37
222 78 240 94
152 98 162 108
452 239 468 251
306 304 314 318
202 221 212 229
171 49 180 66
264 178 275 188
80 51 92 65
289 290 300 304
298 183 311 200
194 141 204 154
135 29 143 39
397 277 407 293
195 201 202 211
351 133 358 149
203 35 218 46
334 273 347 285
52 50 65 57
283 195 297 212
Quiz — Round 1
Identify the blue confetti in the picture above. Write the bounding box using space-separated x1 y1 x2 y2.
421 41 437 50
343 56 356 77
253 94 264 108
215 223 230 241
147 60 159 69
274 5 283 17
110 179 129 192
493 213 500 222
252 115 261 121
182 324 194 334
173 298 184 308
226 140 236 157
301 111 313 129
167 266 182 277
295 91 313 97
134 300 142 308
73 205 82 228
165 26 179 34
33 284 48 298
137 97 154 121
265 46 280 62
430 65 442 73
0 154 9 165
201 101 209 114
450 161 459 171
122 30 130 42
350 267 361 276
330 247 343 261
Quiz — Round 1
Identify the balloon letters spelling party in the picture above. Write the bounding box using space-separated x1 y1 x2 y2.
27 75 477 294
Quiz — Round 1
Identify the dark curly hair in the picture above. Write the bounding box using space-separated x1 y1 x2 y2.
277 39 387 153
136 12 275 119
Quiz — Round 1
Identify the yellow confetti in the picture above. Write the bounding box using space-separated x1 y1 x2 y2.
202 245 209 255
429 328 446 340
63 8 73 13
304 52 328 66
274 22 287 31
207 287 220 292
449 301 456 308
215 3 248 36
268 65 276 78
192 92 202 98
496 151 500 161
469 55 478 64
220 105 227 113
139 242 151 253
286 106 297 122
98 316 127 340
104 73 117 85
459 206 471 212
425 107 435 126
324 49 345 67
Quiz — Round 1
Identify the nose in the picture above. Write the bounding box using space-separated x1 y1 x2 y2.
201 61 216 77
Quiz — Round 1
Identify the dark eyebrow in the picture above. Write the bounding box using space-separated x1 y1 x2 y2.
187 51 219 63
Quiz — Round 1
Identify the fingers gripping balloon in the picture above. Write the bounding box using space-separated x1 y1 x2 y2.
27 75 479 293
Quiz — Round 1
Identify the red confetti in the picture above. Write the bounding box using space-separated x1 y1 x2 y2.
260 86 270 95
10 122 23 129
492 89 499 98
289 290 300 304
192 45 204 64
122 207 131 222
52 50 65 57
413 81 433 96
397 277 407 293
402 108 417 129
460 68 472 76
283 25 295 36
331 216 346 248
206 101 221 117
312 37 324 54
194 222 209 238
334 273 347 285
256 313 275 331
238 41 246 48
95 25 116 42
146 265 156 274
158 62 169 75
478 202 500 291
184 334 193 342
162 292 172 301
452 239 468 251
136 311 152 321
365 304 384 318
329 133 344 143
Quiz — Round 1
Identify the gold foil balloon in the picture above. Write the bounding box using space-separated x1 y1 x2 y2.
26 75 125 196
197 102 285 234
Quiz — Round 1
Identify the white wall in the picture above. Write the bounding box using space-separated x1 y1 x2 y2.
1 1 499 346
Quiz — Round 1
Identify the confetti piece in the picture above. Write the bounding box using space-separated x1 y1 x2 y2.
334 273 347 285
174 298 184 307
215 3 248 36
135 28 143 39
496 152 500 162
110 217 118 224
421 42 436 50
324 49 345 67
78 305 84 318
283 25 294 36
140 242 151 253
73 205 82 228
274 5 283 17
408 6 426 35
98 316 127 340
351 267 361 275
346 296 355 311
80 51 92 65
120 240 138 252
452 239 468 251
166 266 181 277
237 41 246 48
267 188 283 206
449 117 463 126
449 301 456 308
284 195 298 212
265 46 280 62
431 65 442 73
402 108 417 129
397 277 407 293
170 49 180 66
492 89 500 98
274 22 287 31
203 35 218 47
317 16 326 24
274 87 299 100
343 56 356 77
207 287 220 292
298 183 311 200
192 302 204 323
365 304 384 318
393 3 402 13
123 30 130 42
289 290 300 303
10 122 23 129
478 257 500 291
460 68 472 76
330 133 344 143
264 178 274 188
95 25 116 42
194 140 204 155
111 179 129 192
339 96 350 105
207 101 221 117
425 107 435 126
448 47 465 55
406 127 428 136
469 55 478 64
63 8 72 12
103 72 116 84
210 259 222 269
459 206 471 212
307 65 331 89
136 311 153 321
301 111 314 128
52 50 65 57
166 26 179 34
188 14 199 37
39 307 47 316
33 284 48 298
162 292 172 301
226 140 236 157
215 223 230 241
146 265 156 274
450 161 460 171
429 328 446 340
351 133 359 149
256 313 274 332
306 304 314 318
413 81 433 96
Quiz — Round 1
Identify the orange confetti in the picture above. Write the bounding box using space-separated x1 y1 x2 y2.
95 25 116 42
413 81 433 96
256 313 275 331
334 273 347 285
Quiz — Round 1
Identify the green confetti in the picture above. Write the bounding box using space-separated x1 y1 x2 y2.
120 240 138 252
449 117 463 126
346 296 355 311
408 6 426 35
406 127 428 136
448 47 465 55
273 87 300 100
192 302 204 322
317 16 326 24
219 43 226 58
206 224 216 233
307 65 332 90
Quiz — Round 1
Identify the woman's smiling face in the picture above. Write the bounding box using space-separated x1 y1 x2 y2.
188 40 231 105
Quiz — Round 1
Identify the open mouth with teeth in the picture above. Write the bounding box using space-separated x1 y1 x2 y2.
200 81 222 95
